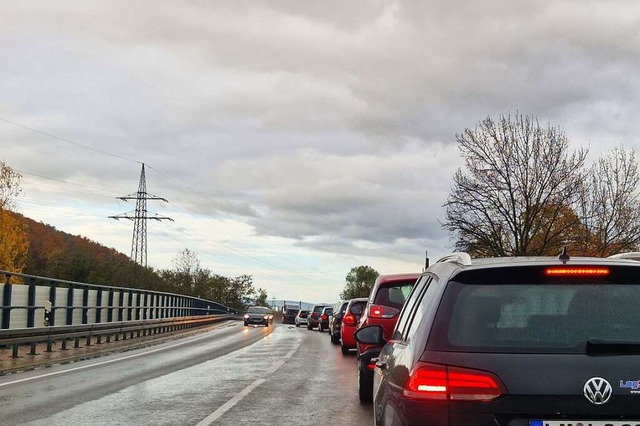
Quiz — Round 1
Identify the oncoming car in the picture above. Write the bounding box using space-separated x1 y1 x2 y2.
356 251 640 425
243 306 272 327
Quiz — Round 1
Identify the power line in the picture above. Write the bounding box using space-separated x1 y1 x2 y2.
0 116 140 164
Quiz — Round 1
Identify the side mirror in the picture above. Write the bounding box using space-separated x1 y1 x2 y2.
354 325 385 345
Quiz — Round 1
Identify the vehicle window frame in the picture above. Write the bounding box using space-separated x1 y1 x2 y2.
404 275 440 343
393 274 432 341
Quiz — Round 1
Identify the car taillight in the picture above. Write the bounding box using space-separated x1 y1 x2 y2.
404 362 505 402
368 304 400 319
343 313 356 326
321 314 327 320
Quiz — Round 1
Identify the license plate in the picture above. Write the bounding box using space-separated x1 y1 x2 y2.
531 421 640 426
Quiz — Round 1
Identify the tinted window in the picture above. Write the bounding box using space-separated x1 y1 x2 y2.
373 280 415 309
430 282 640 353
394 276 429 341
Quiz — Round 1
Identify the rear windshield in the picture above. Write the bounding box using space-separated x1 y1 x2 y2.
373 280 415 309
298 310 308 315
313 306 326 313
430 282 640 354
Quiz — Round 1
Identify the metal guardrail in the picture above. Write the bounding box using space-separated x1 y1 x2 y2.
0 270 242 330
0 314 236 358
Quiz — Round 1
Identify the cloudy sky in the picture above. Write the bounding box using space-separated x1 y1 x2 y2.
2 1 640 303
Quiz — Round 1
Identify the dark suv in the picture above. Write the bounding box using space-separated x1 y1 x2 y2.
356 251 640 425
356 273 419 402
307 304 330 330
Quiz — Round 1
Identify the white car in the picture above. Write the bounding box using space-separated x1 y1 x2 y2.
294 310 308 327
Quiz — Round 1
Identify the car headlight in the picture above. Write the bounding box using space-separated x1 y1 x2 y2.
263 315 269 320
244 314 249 318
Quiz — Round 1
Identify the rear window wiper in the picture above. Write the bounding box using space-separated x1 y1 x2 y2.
586 339 640 355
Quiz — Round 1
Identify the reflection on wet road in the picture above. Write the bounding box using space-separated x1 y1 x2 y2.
0 322 372 425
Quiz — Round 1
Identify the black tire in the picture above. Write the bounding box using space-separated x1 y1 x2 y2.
244 322 248 326
341 344 350 355
330 333 338 344
358 358 373 403
307 324 312 330
295 323 300 327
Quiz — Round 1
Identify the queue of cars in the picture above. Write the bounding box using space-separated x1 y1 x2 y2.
243 251 640 424
356 251 640 425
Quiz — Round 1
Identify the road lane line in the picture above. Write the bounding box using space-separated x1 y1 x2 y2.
196 335 301 425
0 327 236 388
195 378 266 425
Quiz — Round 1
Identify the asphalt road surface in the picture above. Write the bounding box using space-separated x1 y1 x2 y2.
0 321 373 425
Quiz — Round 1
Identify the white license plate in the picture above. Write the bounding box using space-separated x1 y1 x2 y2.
531 421 640 426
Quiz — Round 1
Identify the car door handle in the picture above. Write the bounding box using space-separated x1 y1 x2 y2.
374 360 388 370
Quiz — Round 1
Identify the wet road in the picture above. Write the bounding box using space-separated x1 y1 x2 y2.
0 322 373 425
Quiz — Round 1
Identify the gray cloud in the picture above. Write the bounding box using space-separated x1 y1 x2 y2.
2 1 640 298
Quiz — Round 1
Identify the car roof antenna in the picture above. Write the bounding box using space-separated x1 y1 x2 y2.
558 246 570 263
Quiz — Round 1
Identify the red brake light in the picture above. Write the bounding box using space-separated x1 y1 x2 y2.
404 362 505 402
368 304 400 319
343 313 356 326
545 267 609 276
321 314 327 320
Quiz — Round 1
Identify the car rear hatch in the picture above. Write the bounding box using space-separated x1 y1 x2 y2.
423 262 640 424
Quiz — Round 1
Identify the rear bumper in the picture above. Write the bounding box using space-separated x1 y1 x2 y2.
340 325 357 347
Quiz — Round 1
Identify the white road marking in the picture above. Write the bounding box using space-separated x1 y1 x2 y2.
194 379 266 425
196 332 302 425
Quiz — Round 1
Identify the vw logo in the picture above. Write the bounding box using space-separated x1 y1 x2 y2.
583 377 613 405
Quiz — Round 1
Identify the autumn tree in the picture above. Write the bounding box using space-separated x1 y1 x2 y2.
0 162 28 275
0 161 22 210
576 146 640 256
443 113 588 257
340 265 379 300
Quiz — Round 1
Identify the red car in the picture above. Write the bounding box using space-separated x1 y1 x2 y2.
339 297 368 355
356 273 420 403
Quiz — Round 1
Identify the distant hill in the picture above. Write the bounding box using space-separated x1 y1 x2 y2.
13 212 165 289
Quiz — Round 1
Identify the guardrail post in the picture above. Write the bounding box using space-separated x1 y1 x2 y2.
2 274 12 329
107 289 114 323
82 286 89 324
27 277 36 328
96 289 103 324
127 290 134 321
49 280 57 326
118 290 125 321
136 292 141 321
143 292 148 320
66 284 74 325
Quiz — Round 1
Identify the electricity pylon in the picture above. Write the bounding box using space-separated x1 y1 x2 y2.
109 163 173 267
